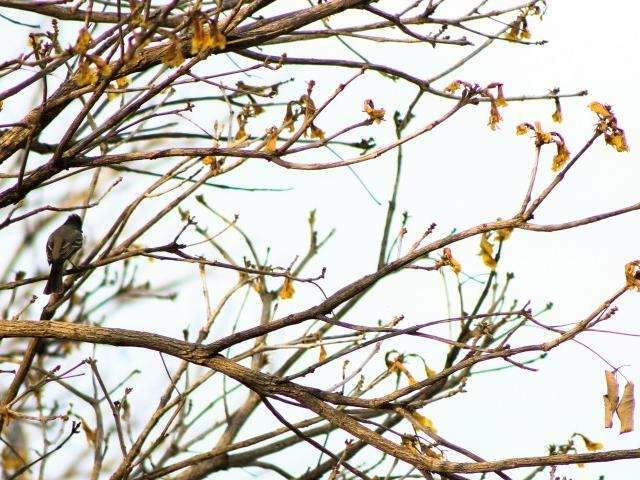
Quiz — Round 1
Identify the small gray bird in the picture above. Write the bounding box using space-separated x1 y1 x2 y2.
44 214 84 295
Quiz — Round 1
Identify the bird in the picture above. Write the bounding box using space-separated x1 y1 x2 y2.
44 214 84 295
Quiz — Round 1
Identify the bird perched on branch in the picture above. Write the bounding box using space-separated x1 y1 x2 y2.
44 214 84 295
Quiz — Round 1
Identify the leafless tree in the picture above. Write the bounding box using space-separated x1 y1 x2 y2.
0 1 636 479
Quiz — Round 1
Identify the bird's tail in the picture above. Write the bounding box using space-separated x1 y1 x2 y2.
44 261 64 295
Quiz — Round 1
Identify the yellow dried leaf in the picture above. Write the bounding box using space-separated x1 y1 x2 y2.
444 81 460 94
617 381 635 434
234 113 248 143
575 433 603 452
496 228 513 241
74 61 98 87
389 360 417 385
252 277 264 293
442 247 461 274
318 343 327 362
262 127 278 153
75 27 92 54
605 130 629 153
552 142 570 172
1 446 26 471
589 101 611 118
604 370 619 428
478 233 497 269
162 38 184 68
411 411 436 433
487 101 501 130
363 99 385 123
282 102 295 132
82 420 97 445
191 15 213 54
625 262 640 290
516 123 530 135
279 277 295 300
448 257 461 274
533 122 553 144
89 55 112 77
211 22 226 50
495 84 507 107
425 366 437 378
552 98 562 123
116 76 129 89
504 26 519 41
310 123 325 141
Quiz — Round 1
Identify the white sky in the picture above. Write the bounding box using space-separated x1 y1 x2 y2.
1 1 639 478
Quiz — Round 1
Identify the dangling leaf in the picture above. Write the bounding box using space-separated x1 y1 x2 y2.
604 370 619 428
478 233 497 269
574 433 603 452
74 27 92 54
363 99 385 123
262 127 278 153
410 411 437 433
617 381 635 434
588 101 611 118
624 262 640 291
318 343 327 362
279 277 295 300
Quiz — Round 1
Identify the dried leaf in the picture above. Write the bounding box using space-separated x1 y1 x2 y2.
74 61 98 87
495 84 507 107
442 247 461 274
533 121 553 144
551 142 570 172
211 22 226 50
411 411 437 433
116 76 129 89
318 343 327 362
516 123 530 135
281 102 296 132
252 277 264 293
363 99 385 123
589 101 611 118
82 420 97 445
478 233 497 269
74 27 92 54
444 81 460 94
552 98 562 123
309 123 325 141
624 262 640 291
234 113 248 143
162 37 184 68
279 277 295 300
88 54 111 77
389 359 417 385
1 446 26 471
191 15 213 54
617 381 635 434
604 370 619 428
574 433 603 452
262 127 278 153
496 228 513 241
605 129 629 152
487 100 502 130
